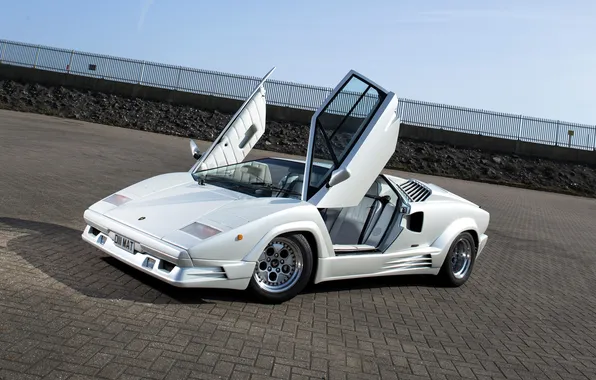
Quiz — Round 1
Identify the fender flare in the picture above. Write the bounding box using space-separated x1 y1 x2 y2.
241 220 333 263
430 217 479 267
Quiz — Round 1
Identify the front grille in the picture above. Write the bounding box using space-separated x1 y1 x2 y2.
399 179 432 202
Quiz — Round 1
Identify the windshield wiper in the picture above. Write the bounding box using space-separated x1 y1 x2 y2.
250 181 289 191
197 175 239 189
250 182 301 197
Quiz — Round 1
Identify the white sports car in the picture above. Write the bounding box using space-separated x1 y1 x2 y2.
81 68 490 303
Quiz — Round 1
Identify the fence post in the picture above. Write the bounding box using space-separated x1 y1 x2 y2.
138 61 146 85
555 121 560 146
33 46 40 68
66 50 74 73
0 41 5 63
517 116 523 140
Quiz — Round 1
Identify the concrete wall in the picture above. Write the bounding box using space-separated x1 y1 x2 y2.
399 124 596 165
2 63 595 166
0 64 314 124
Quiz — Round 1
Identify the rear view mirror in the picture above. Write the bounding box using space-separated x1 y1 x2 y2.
190 139 202 160
327 167 351 188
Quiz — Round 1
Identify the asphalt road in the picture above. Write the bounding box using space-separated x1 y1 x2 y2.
1 109 595 380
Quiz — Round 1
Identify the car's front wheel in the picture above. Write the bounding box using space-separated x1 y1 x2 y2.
247 233 313 304
438 231 476 287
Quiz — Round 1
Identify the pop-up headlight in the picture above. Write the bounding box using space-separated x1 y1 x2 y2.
103 193 132 206
180 222 221 240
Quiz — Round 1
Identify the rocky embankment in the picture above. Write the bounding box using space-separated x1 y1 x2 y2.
1 79 595 198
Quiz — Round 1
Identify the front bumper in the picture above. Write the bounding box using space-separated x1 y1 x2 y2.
81 209 255 289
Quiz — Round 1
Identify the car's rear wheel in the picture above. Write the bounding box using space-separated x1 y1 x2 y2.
247 234 313 304
438 231 476 287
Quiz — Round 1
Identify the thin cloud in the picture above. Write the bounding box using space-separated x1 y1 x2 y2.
419 9 554 21
397 8 591 25
137 0 155 32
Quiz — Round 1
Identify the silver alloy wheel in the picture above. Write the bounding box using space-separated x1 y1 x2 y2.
253 239 303 293
450 237 473 279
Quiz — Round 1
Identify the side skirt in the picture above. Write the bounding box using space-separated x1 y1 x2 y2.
314 246 443 284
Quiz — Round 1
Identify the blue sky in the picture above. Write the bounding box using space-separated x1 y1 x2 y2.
1 0 595 125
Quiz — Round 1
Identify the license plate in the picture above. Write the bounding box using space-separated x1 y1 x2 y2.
114 234 135 253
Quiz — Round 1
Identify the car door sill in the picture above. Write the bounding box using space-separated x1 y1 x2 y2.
333 244 379 255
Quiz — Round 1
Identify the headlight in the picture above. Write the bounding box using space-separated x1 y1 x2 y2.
103 193 132 206
180 222 221 240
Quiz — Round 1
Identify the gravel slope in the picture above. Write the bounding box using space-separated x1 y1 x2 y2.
1 79 595 198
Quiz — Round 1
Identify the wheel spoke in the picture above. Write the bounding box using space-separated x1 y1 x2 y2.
253 238 304 293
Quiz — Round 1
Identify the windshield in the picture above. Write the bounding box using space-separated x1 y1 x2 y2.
191 157 330 199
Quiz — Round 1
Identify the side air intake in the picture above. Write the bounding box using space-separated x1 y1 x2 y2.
399 179 432 202
382 254 433 271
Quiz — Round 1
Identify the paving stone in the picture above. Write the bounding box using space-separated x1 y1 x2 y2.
0 110 595 380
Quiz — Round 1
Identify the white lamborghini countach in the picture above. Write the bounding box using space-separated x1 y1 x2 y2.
81 68 490 303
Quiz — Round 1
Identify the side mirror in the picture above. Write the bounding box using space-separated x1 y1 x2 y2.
327 167 351 188
190 139 202 160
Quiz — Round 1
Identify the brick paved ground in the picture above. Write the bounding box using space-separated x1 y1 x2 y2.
1 109 595 380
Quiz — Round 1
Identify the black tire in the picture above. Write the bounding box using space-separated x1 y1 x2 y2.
437 231 476 287
246 233 313 304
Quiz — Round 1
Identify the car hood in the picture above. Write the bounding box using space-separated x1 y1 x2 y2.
93 172 255 240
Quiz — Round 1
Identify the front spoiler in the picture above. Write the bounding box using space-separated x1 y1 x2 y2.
81 210 254 289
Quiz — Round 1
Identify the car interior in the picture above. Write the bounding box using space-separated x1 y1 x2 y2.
319 177 398 248
275 173 400 248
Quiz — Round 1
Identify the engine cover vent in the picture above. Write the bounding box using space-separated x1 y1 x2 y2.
399 179 432 202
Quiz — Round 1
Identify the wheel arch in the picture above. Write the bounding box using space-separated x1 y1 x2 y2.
286 230 320 284
431 217 479 267
241 220 333 263
253 229 326 287
463 229 479 255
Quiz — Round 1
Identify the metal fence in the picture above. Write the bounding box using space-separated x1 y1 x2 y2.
1 38 595 150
